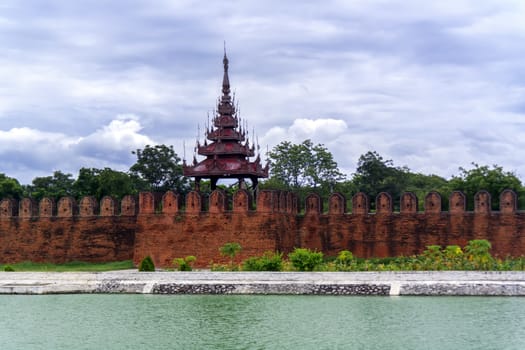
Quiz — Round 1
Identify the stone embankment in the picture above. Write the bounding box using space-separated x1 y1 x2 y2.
1 271 525 296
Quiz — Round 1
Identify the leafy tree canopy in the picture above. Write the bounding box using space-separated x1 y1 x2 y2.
73 167 140 200
448 163 524 210
352 151 409 204
26 170 75 201
267 139 345 191
0 173 24 200
129 144 188 193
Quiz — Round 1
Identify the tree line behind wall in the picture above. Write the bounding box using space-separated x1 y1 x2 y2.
260 140 525 211
1 140 524 211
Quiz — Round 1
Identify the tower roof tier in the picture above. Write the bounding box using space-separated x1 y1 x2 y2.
198 141 254 157
183 51 269 187
206 128 245 142
184 158 268 179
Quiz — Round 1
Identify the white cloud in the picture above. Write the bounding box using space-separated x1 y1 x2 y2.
0 116 155 183
1 0 525 186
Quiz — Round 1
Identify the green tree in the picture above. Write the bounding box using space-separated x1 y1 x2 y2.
130 144 188 193
26 170 75 201
352 151 409 209
0 173 24 200
267 139 345 192
73 168 100 199
448 163 524 210
74 167 139 200
404 172 450 210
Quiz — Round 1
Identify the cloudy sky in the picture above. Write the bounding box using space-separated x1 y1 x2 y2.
1 0 525 184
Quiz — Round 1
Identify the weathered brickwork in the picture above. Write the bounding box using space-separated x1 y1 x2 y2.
0 216 136 263
1 190 524 267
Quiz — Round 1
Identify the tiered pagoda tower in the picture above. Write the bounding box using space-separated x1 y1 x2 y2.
183 52 269 192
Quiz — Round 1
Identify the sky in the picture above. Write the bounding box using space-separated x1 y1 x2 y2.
1 0 525 185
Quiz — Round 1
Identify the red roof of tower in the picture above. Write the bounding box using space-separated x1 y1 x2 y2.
183 52 269 188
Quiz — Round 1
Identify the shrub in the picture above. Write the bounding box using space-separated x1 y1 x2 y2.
138 255 155 272
3 265 15 272
288 248 323 271
220 242 242 269
242 251 283 271
464 239 493 270
419 245 444 270
173 256 196 271
220 242 242 259
210 262 230 271
334 250 354 270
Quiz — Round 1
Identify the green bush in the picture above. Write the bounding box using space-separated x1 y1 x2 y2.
220 242 242 259
288 248 323 271
173 256 196 271
419 245 444 270
334 250 354 271
3 265 15 272
219 242 242 269
210 263 230 271
138 255 155 272
242 251 283 271
464 239 493 270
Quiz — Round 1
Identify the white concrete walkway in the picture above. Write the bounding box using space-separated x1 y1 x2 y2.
1 271 525 295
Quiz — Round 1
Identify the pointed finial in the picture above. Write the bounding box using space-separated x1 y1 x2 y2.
221 45 231 98
223 42 229 72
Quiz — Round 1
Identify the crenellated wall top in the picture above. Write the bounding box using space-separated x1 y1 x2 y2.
0 189 520 218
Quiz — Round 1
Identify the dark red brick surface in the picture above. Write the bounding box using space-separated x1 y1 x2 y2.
1 190 524 267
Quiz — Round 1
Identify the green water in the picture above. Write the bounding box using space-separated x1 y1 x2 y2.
0 295 524 350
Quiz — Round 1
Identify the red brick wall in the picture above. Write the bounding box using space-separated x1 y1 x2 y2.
1 190 525 268
0 216 136 263
133 211 296 267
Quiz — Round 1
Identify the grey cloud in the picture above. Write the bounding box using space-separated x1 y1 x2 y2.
1 0 525 184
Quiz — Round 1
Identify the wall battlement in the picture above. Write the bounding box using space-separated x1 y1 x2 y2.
1 189 524 267
0 189 520 219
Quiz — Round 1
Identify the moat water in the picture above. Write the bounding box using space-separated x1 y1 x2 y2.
0 295 524 349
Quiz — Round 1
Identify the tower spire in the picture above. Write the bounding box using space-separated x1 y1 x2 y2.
183 50 269 194
222 43 231 99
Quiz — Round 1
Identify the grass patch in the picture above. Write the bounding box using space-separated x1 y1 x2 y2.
0 260 134 272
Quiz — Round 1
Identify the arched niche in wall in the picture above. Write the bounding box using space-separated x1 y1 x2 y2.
233 190 250 213
121 195 137 216
0 198 17 218
328 192 346 215
376 192 392 214
39 197 55 218
185 191 202 214
400 192 418 214
305 193 322 215
287 192 298 214
352 192 369 215
449 191 465 214
19 198 38 218
100 196 117 216
139 192 155 214
79 196 98 217
257 190 275 213
500 189 517 214
162 191 180 215
474 190 491 214
57 197 76 217
424 191 442 214
209 190 227 213
279 191 288 212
